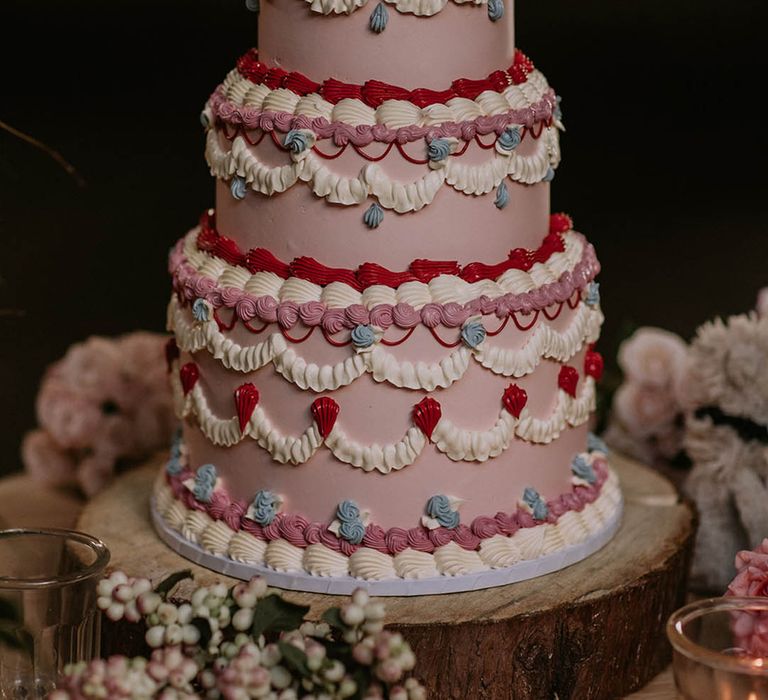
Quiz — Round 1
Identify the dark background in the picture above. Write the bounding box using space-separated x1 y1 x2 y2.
1 0 766 476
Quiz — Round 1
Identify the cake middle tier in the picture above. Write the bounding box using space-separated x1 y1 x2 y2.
170 315 600 530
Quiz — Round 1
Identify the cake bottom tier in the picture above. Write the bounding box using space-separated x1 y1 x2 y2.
152 461 622 595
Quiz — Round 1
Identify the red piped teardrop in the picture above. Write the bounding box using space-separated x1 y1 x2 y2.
584 350 604 381
413 397 442 440
558 366 579 398
502 384 528 418
234 383 259 433
180 362 199 395
312 397 340 439
165 338 180 374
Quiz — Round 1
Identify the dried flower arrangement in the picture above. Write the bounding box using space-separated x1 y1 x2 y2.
49 570 424 700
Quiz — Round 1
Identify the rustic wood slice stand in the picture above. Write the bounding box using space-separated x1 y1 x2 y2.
77 454 694 700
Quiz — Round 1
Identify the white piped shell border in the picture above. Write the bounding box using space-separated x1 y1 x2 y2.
151 467 622 595
177 227 589 311
217 68 553 128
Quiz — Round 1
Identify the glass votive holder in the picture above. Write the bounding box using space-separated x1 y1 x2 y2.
0 528 110 699
668 596 768 700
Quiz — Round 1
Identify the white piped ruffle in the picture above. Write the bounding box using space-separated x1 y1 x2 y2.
171 360 596 469
205 128 559 213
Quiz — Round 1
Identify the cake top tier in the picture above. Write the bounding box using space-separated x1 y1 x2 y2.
257 0 515 88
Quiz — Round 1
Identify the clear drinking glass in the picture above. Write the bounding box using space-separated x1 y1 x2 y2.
667 597 768 700
0 528 110 699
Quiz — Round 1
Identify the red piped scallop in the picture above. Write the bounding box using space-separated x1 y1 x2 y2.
234 383 259 433
180 362 200 395
558 366 579 398
409 259 462 283
197 210 218 251
213 236 246 267
502 384 528 418
245 248 291 278
413 397 442 441
196 211 572 291
284 71 321 96
312 397 340 439
584 350 604 381
290 258 364 292
235 49 537 109
165 338 179 374
357 263 417 288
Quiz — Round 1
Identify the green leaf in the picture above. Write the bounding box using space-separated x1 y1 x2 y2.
321 607 345 631
0 597 20 624
278 640 311 678
154 569 193 597
190 617 213 648
315 637 355 667
350 666 370 700
250 595 310 639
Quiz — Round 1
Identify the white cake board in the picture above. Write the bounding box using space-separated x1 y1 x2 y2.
150 495 623 596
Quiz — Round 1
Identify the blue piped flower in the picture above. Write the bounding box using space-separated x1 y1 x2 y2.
494 181 509 210
461 320 487 349
554 95 563 123
427 138 452 163
200 110 211 130
585 281 600 307
245 0 260 10
193 464 218 503
369 2 389 33
166 427 184 475
351 324 377 349
283 130 311 154
363 202 384 229
497 126 521 152
571 454 597 485
230 176 248 200
425 495 460 529
587 431 609 455
522 487 549 521
487 0 504 21
336 500 366 544
192 298 210 323
249 490 280 526
543 167 556 182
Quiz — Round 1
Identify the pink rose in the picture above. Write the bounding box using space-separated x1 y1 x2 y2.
757 287 768 317
24 332 175 497
728 540 768 598
21 429 77 488
37 384 105 450
727 540 768 656
77 451 117 498
618 327 687 389
612 382 680 439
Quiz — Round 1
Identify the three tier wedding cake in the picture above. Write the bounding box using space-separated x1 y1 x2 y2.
152 0 622 594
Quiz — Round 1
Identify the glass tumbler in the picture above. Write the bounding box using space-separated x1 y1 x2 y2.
668 597 768 700
0 528 110 698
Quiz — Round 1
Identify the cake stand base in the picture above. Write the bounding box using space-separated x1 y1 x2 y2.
77 454 694 700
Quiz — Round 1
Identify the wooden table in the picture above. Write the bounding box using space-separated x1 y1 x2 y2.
1 467 683 698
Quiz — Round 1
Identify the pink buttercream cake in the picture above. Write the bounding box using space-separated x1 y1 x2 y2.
153 0 621 592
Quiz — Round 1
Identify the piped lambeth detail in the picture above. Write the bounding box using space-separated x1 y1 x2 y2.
170 358 598 469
